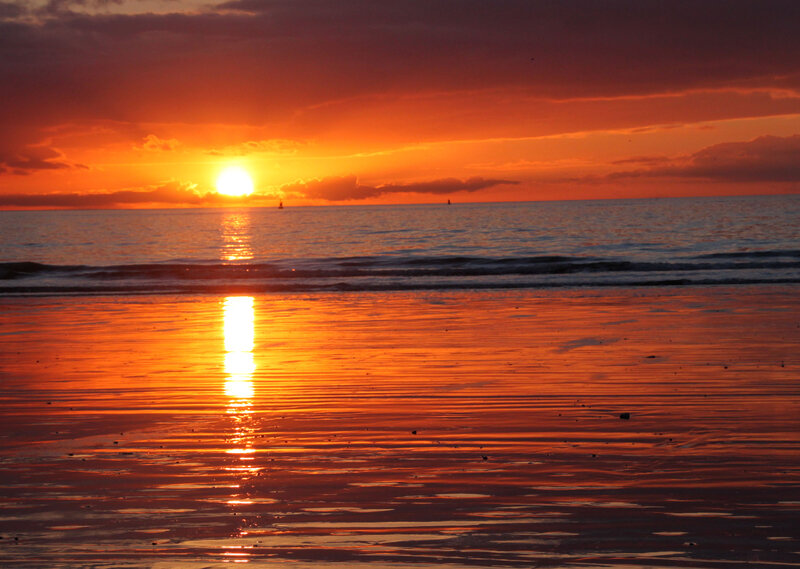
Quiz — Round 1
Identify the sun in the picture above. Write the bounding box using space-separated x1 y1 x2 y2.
216 166 254 197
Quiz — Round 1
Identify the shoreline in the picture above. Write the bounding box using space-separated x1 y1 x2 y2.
2 278 800 298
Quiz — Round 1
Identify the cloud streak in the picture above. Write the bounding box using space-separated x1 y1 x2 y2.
0 182 209 208
607 134 800 183
283 176 519 202
207 138 305 157
0 145 85 175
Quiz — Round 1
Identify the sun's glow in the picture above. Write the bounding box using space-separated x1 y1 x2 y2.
216 166 254 197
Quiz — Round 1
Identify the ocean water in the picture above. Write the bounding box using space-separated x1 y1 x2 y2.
1 194 799 295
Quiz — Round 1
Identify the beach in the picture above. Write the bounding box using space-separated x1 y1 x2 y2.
1 285 798 568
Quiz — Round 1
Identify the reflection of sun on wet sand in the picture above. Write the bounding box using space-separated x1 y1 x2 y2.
0 287 799 567
223 295 256 399
223 295 261 514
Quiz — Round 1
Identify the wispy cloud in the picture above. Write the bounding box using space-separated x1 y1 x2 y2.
207 138 305 157
135 134 180 152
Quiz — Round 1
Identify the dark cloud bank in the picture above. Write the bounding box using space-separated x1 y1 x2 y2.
2 0 800 187
0 182 209 208
284 176 518 202
2 0 799 127
0 146 84 175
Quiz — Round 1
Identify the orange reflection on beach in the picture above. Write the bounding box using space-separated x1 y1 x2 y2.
1 288 799 567
221 295 260 541
223 296 256 462
224 352 255 399
224 296 255 352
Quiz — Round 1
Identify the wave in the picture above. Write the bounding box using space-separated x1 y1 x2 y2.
1 252 799 295
694 250 800 260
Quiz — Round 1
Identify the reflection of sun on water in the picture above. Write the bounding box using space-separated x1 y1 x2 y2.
223 296 258 467
224 297 255 352
221 210 253 262
222 296 260 548
224 353 255 398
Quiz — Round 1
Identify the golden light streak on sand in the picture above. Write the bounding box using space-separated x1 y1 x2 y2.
223 296 256 469
223 296 255 353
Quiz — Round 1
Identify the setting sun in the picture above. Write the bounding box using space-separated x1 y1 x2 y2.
216 167 254 197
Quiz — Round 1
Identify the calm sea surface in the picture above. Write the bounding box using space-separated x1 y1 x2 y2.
1 195 799 294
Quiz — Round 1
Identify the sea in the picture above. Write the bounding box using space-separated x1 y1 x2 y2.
1 194 798 295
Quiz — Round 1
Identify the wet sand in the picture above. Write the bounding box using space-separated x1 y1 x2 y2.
1 286 799 568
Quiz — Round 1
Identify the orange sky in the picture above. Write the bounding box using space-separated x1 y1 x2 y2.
1 0 799 208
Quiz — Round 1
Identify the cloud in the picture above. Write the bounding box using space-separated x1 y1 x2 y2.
379 177 520 196
0 2 24 19
283 175 518 202
674 135 800 182
136 134 180 152
0 145 85 175
610 155 673 167
3 1 800 131
207 138 305 156
282 176 373 202
0 181 209 208
608 134 800 183
38 0 125 16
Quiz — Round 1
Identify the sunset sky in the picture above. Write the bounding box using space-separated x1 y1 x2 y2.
1 0 799 208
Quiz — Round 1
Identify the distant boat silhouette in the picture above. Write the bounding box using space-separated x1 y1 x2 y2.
278 201 283 209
